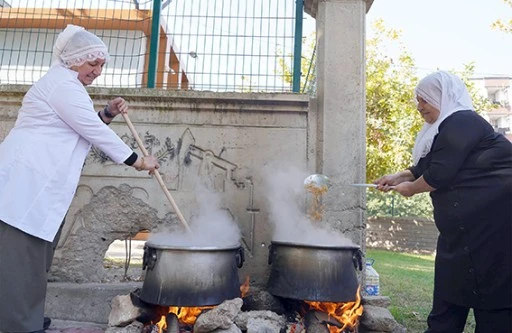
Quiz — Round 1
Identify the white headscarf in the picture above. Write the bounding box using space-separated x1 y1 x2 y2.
52 24 110 68
411 71 475 165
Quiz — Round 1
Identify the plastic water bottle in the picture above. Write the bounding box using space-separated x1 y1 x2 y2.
365 258 380 296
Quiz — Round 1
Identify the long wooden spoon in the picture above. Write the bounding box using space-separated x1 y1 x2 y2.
122 113 192 233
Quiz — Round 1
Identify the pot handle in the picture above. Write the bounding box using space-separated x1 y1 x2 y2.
142 245 157 271
352 249 363 271
236 247 245 268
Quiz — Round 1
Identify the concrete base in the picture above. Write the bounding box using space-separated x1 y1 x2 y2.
46 282 142 324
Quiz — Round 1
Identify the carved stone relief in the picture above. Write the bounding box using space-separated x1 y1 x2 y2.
51 128 259 282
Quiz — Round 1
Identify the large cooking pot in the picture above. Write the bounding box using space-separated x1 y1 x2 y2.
141 241 245 307
267 241 363 302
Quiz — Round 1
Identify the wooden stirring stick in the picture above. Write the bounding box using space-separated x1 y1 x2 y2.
122 113 192 233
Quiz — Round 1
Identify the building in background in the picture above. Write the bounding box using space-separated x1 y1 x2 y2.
0 0 301 92
473 76 512 141
0 2 190 89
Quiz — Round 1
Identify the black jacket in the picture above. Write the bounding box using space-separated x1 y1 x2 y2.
410 110 512 309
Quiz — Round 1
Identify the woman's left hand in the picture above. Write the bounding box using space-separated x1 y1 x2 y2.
391 182 416 197
106 97 128 118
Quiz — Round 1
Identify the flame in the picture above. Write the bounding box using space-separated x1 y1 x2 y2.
154 278 251 332
305 286 363 332
152 306 211 332
154 315 167 333
240 275 250 297
170 306 212 325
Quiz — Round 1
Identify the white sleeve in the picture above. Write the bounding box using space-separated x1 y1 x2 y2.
47 81 133 164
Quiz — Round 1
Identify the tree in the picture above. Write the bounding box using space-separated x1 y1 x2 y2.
492 0 512 33
364 21 492 181
277 32 317 95
280 19 492 181
277 20 493 217
365 20 421 182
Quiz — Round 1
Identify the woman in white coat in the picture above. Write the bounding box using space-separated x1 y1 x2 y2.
0 24 160 333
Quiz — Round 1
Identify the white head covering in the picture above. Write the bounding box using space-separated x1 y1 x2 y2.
411 71 475 165
52 24 110 68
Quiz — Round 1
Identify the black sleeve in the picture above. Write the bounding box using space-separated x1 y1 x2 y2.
408 166 420 179
408 152 430 179
97 111 136 165
124 152 138 166
422 112 486 189
98 111 108 124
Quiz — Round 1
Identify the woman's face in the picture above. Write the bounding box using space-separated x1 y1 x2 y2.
71 59 106 86
416 96 440 124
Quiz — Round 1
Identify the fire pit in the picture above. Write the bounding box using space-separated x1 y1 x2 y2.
116 285 375 333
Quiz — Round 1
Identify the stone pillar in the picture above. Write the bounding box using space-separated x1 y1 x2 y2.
304 0 372 245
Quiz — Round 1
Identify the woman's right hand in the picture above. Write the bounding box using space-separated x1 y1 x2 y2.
135 155 160 174
373 170 414 192
373 173 400 192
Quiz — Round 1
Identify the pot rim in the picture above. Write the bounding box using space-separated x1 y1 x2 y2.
270 240 360 250
145 241 241 250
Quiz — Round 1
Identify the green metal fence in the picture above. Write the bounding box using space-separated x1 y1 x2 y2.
0 0 306 92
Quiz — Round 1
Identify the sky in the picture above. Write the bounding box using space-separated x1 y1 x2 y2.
4 0 510 84
364 0 512 78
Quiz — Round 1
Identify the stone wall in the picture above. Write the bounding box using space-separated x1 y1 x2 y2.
1 85 369 287
366 216 439 254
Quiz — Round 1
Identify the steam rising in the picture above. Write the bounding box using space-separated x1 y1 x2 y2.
148 183 241 248
262 164 356 247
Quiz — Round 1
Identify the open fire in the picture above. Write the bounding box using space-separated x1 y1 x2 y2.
142 282 363 333
134 172 365 333
148 277 251 333
153 306 210 332
305 286 363 332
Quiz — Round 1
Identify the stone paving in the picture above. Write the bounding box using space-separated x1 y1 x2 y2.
47 329 104 333
46 320 106 333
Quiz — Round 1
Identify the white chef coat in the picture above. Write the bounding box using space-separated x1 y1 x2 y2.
0 64 133 242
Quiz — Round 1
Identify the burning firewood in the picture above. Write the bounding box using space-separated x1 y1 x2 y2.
165 313 180 333
142 324 159 333
304 311 330 333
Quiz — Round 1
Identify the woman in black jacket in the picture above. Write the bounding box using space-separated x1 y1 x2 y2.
374 71 512 333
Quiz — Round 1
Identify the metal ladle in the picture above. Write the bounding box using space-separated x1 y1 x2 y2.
304 174 331 191
304 174 393 191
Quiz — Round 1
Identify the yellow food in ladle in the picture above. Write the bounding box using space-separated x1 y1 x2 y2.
305 183 328 222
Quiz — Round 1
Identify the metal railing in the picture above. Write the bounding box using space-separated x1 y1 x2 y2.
0 0 306 92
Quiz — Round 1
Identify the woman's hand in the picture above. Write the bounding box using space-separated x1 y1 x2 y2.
375 174 435 197
134 155 160 175
373 170 415 192
373 172 404 192
391 182 416 197
104 97 128 119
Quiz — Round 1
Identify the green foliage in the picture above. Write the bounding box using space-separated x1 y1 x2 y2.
492 0 512 33
276 31 317 94
365 20 422 182
366 190 433 218
277 19 494 218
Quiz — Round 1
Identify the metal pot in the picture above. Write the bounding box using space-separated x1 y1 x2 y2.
267 241 363 302
141 241 245 306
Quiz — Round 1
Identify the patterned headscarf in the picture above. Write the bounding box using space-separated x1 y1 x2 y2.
52 24 110 68
412 71 475 165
